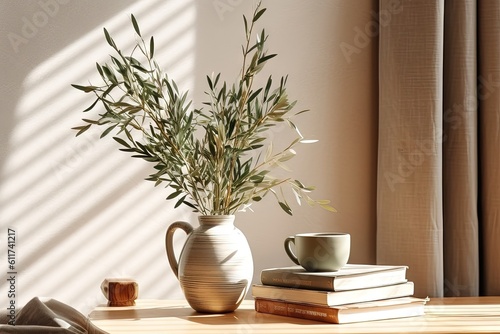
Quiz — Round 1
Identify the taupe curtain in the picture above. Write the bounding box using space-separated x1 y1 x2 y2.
377 0 500 297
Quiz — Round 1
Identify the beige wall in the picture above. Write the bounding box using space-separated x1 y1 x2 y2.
0 0 378 311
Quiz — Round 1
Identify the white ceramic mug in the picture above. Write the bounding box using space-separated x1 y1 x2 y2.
284 232 350 272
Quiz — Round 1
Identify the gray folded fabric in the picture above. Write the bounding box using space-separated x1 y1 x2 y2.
0 297 108 334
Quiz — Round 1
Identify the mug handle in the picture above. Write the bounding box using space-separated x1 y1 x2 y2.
165 221 194 279
284 236 300 265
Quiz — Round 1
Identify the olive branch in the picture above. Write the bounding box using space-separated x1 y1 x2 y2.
72 2 335 216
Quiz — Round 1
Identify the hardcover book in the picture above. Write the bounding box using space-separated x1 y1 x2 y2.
255 296 428 324
252 281 415 307
260 264 408 291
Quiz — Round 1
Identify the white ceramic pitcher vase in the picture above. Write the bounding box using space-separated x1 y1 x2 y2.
165 215 253 313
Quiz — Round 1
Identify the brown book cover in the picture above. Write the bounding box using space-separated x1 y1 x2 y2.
255 297 428 324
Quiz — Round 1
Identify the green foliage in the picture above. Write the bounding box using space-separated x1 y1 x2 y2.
72 2 336 216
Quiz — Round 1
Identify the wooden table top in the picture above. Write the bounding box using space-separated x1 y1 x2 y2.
89 297 500 333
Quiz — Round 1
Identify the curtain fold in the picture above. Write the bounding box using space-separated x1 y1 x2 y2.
377 0 499 297
442 0 478 297
377 0 444 298
478 1 500 296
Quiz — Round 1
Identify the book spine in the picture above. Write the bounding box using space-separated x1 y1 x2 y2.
260 272 333 290
255 298 340 324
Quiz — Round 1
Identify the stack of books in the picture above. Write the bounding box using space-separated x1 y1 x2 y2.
252 264 428 324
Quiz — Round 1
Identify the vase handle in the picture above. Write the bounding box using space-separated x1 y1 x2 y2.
284 236 300 265
165 221 194 279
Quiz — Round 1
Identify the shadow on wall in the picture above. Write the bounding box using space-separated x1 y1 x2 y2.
0 0 379 311
0 0 201 310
